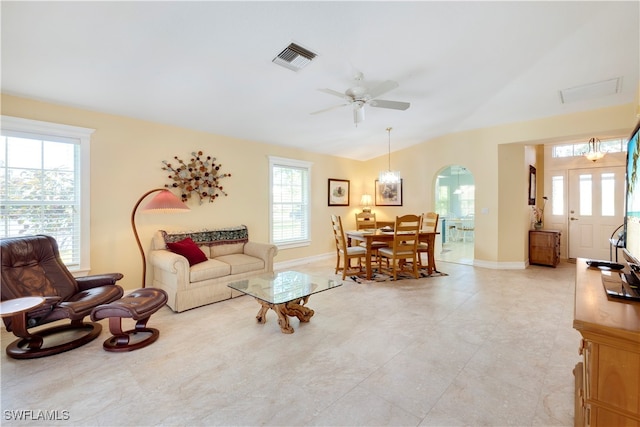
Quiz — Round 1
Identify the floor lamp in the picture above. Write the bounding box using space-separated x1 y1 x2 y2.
131 188 190 287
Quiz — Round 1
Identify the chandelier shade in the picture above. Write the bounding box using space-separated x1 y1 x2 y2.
379 127 401 184
585 137 605 162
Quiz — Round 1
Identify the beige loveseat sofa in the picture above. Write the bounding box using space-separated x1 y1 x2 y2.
149 226 278 312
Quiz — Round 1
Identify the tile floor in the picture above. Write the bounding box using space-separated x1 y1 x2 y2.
1 259 580 426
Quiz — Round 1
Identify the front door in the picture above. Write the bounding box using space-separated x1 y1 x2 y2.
568 166 625 260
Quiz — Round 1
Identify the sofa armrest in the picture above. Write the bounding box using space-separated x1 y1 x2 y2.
244 241 278 271
149 249 191 290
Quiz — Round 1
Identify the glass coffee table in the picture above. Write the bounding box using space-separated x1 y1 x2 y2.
228 271 342 334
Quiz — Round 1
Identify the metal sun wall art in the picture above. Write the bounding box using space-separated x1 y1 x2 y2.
162 151 231 204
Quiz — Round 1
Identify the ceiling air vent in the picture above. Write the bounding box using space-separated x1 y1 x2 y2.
559 77 622 104
272 43 317 72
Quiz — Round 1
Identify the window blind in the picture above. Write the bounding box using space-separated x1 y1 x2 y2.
1 133 81 266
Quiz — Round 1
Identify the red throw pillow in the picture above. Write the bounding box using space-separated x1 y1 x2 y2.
166 237 208 266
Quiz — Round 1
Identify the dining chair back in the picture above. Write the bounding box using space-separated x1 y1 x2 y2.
355 211 388 256
421 212 439 232
377 214 422 280
460 214 475 242
418 212 439 270
355 212 377 230
331 215 367 279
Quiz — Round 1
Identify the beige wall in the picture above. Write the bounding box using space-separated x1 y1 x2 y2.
2 94 637 288
363 104 637 268
1 94 367 289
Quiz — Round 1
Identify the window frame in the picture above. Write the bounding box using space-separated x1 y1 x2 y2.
1 116 93 275
268 156 312 249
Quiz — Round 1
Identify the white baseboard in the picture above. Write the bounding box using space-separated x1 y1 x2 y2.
473 259 527 270
274 252 334 270
276 253 528 271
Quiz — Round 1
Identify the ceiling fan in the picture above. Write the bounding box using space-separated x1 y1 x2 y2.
311 72 410 125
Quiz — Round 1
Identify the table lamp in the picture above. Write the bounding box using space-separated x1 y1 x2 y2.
360 194 372 213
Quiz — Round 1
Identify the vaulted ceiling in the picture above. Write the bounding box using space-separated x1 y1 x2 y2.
2 1 638 160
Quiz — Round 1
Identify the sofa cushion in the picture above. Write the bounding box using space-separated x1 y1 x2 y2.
190 259 231 283
166 238 208 266
215 254 265 275
210 242 244 258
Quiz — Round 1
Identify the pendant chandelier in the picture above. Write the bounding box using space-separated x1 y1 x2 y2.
585 137 605 162
453 168 463 195
379 127 401 184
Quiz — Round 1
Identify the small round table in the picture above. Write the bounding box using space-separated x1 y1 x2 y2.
0 297 46 358
0 297 46 318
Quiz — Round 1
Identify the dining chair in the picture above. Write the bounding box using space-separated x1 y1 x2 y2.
418 212 439 270
377 214 421 280
355 211 388 257
355 212 377 230
460 214 475 242
331 215 367 279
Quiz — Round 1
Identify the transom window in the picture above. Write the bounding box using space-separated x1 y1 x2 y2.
552 137 627 158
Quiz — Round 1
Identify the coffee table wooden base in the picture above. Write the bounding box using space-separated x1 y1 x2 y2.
254 296 315 334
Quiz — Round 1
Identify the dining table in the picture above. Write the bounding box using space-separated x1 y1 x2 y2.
345 229 439 280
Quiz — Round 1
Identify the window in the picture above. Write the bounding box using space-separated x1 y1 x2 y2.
269 156 311 248
1 116 93 273
601 173 615 216
551 175 564 215
579 174 592 216
552 137 627 158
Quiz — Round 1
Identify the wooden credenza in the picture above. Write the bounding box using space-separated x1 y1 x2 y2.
529 229 561 267
573 260 640 426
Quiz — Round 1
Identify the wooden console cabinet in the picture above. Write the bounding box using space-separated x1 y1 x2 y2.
573 260 640 426
529 229 561 267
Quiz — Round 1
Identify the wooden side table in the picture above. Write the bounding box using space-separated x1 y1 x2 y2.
0 297 46 357
529 229 561 267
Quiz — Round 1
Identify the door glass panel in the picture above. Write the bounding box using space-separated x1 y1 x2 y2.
580 174 592 216
601 173 615 216
552 176 564 215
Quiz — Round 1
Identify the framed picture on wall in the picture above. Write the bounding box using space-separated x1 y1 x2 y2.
328 178 350 206
375 179 403 206
528 165 536 205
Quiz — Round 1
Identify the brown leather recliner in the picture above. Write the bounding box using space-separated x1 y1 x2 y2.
1 235 124 359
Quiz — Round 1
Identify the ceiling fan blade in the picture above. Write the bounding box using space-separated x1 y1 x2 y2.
369 99 410 111
318 88 350 100
310 104 349 115
367 80 399 99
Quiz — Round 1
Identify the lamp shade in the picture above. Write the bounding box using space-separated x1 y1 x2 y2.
143 189 190 212
360 194 372 207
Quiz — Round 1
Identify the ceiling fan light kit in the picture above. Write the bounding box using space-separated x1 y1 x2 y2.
312 73 410 126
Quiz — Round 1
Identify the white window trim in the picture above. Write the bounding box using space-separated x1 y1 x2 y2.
268 155 312 249
1 115 94 275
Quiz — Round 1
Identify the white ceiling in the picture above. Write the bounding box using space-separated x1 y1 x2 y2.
2 1 638 161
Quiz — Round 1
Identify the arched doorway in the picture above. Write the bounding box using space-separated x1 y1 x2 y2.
434 165 475 265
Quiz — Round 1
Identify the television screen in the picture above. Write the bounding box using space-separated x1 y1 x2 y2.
623 119 640 283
